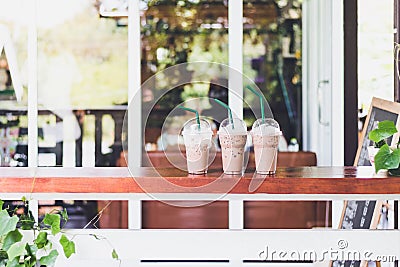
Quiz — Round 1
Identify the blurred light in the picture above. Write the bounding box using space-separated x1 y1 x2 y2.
156 47 169 61
183 10 194 18
200 23 223 29
99 0 128 17
276 0 288 8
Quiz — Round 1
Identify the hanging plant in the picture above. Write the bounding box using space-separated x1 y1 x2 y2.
0 197 120 267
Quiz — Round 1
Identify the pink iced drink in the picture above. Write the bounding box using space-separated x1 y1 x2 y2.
185 142 210 174
218 118 248 175
182 118 213 174
251 118 281 175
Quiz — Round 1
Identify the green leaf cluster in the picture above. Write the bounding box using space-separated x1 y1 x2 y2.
368 120 398 145
374 144 400 173
0 199 74 267
368 120 400 173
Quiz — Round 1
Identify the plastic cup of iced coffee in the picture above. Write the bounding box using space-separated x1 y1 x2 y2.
181 118 213 174
218 118 248 175
250 118 281 175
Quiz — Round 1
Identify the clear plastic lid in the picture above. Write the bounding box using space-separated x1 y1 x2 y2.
181 117 212 135
251 118 281 136
218 117 247 135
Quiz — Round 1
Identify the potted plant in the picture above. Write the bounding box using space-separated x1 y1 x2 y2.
368 120 400 175
0 198 119 267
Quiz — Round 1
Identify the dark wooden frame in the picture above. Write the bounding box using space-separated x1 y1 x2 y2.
344 0 359 166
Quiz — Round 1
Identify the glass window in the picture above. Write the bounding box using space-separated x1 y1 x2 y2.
357 0 394 137
0 0 29 167
243 0 302 151
36 0 128 167
140 0 228 155
358 0 394 110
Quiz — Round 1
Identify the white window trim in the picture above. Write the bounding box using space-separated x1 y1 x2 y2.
128 0 142 169
331 0 344 166
228 1 243 119
302 0 344 166
28 0 38 167
24 1 333 168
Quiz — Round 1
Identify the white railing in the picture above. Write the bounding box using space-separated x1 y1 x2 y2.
1 192 399 267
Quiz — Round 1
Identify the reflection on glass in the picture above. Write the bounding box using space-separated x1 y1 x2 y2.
141 0 228 153
243 0 302 150
0 0 29 167
358 0 393 113
37 0 128 167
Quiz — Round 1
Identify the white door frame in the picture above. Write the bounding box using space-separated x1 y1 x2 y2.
302 0 344 167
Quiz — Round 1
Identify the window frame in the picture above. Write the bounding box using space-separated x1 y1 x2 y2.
126 1 245 168
22 1 312 168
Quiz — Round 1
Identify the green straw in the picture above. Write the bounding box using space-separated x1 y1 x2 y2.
213 99 234 129
178 106 200 130
246 85 265 123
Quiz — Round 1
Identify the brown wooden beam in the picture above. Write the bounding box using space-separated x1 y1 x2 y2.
344 0 359 165
0 166 396 194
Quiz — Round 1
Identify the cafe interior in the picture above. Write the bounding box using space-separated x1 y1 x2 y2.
0 0 399 266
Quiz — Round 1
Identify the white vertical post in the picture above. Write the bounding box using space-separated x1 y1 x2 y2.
229 200 244 230
128 0 142 168
128 199 141 230
330 0 344 166
27 0 38 168
302 0 310 151
127 1 142 230
28 199 39 222
228 1 243 119
330 0 344 229
27 0 39 222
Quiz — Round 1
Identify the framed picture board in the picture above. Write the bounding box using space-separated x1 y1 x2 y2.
330 200 383 267
354 97 400 166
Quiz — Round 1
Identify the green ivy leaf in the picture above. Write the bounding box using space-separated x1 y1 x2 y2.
374 144 400 173
0 250 8 260
60 208 68 222
0 210 18 237
19 210 35 230
5 257 23 267
59 235 75 258
369 120 398 143
7 243 25 261
111 249 119 260
42 214 60 235
24 244 37 266
34 232 48 249
23 256 35 267
0 200 4 210
39 250 59 267
2 230 22 251
23 244 36 267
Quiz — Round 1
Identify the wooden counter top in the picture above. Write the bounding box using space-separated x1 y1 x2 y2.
0 166 398 194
